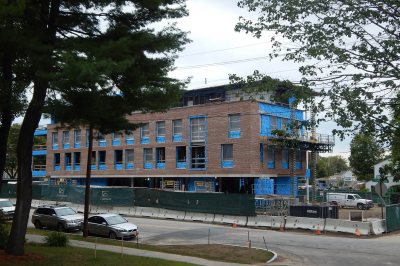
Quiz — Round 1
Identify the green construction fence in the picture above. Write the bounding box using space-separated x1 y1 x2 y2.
1 184 255 216
386 204 400 232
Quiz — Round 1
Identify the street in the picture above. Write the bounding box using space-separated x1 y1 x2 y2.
27 211 400 265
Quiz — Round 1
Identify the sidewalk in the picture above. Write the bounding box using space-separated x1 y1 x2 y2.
26 234 255 266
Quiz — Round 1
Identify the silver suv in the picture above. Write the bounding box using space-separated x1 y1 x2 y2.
31 205 83 232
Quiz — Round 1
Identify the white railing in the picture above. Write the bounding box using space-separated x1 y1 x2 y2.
300 132 335 145
261 130 335 145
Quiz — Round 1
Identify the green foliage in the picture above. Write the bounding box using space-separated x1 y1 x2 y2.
235 0 399 140
349 134 383 181
389 93 400 182
2 0 190 255
45 232 69 247
0 224 10 249
4 124 20 179
41 0 190 134
359 186 368 193
229 71 314 107
378 164 391 184
316 156 349 178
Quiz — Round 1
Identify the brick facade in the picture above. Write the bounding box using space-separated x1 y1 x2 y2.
45 99 306 179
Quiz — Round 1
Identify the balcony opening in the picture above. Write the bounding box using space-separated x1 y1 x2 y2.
74 152 81 171
54 153 60 171
156 147 166 169
190 146 205 169
91 151 96 170
98 150 106 170
33 135 47 151
65 153 72 171
114 150 123 170
176 146 186 169
32 155 46 172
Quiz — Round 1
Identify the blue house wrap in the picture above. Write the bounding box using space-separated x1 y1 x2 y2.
273 176 298 197
259 102 304 137
254 178 274 195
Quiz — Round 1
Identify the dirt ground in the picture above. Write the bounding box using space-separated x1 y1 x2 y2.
0 250 45 265
338 205 385 220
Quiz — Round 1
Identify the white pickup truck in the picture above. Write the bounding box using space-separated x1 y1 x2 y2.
327 193 374 210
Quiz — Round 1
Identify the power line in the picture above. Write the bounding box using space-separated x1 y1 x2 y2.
179 42 269 57
175 56 271 70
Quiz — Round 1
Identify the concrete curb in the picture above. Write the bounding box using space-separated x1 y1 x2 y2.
224 243 278 264
267 250 278 264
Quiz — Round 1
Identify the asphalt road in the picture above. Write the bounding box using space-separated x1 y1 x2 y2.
27 211 400 266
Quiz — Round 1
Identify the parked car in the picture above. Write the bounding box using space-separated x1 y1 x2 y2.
85 213 138 239
31 205 83 232
0 199 15 221
327 193 373 210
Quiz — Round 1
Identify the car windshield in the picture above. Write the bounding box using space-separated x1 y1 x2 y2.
55 207 76 216
105 215 127 225
0 201 13 207
354 195 361 199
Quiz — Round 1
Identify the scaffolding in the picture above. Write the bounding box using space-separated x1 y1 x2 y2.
260 105 334 199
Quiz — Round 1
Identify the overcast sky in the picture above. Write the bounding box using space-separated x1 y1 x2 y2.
28 1 350 158
168 0 351 158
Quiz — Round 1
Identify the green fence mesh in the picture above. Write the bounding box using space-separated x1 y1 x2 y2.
1 184 255 216
386 204 400 232
90 187 134 207
135 188 254 215
0 183 17 198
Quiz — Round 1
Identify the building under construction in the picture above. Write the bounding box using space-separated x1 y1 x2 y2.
32 84 334 197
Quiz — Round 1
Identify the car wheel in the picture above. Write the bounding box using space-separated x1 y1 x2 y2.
109 231 117 239
357 203 364 210
34 221 42 229
57 223 65 232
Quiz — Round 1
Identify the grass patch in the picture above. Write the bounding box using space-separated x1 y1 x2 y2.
146 244 273 264
26 228 273 264
0 243 195 266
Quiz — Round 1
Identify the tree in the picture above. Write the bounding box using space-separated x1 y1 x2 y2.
349 134 383 181
0 3 28 190
316 155 349 178
5 1 189 256
389 92 400 181
3 124 20 180
236 1 399 141
46 88 183 237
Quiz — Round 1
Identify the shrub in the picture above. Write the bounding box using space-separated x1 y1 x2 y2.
0 224 10 249
45 232 69 247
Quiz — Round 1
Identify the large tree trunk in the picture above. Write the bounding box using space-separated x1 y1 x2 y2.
5 80 47 255
83 124 93 237
5 0 60 255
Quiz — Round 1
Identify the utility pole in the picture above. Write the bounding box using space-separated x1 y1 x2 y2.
289 99 296 198
310 110 317 202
